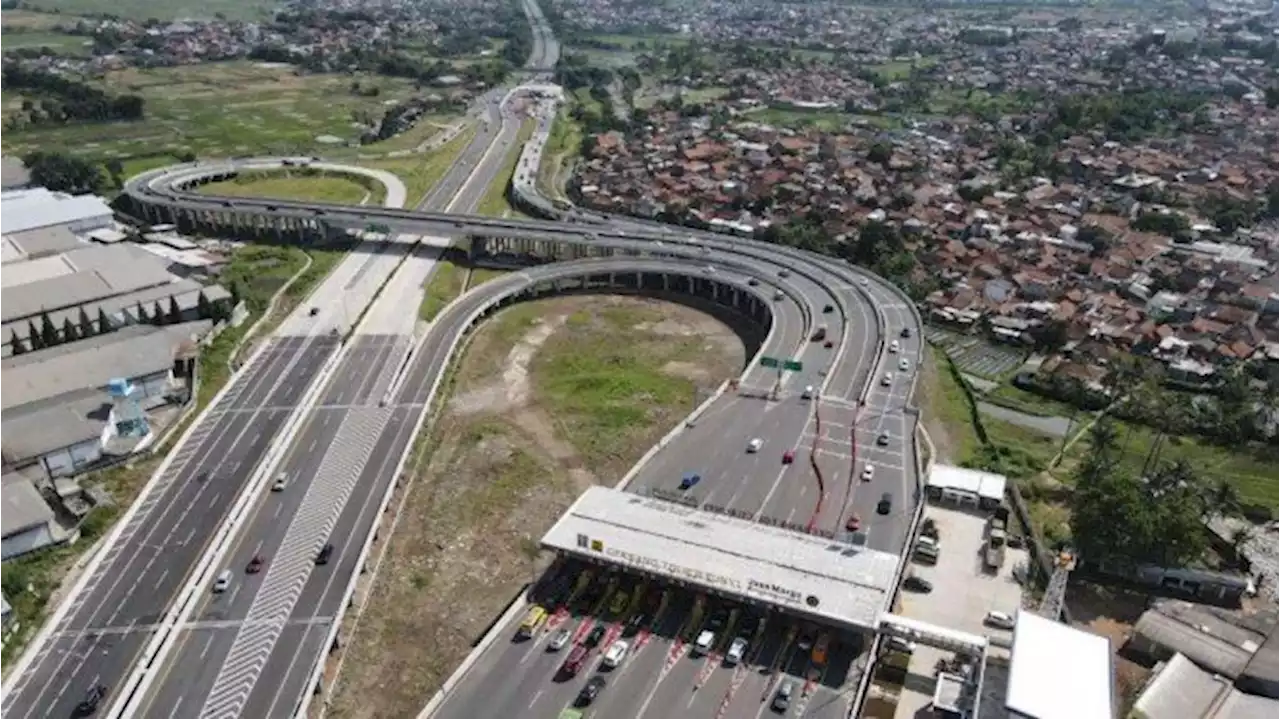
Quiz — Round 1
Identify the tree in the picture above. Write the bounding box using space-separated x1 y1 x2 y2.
10 329 27 355
97 307 113 334
27 319 43 350
196 291 213 320
105 158 124 188
39 311 58 348
22 150 104 194
61 317 79 343
167 295 183 324
866 142 892 165
151 300 165 326
78 307 95 338
135 301 149 324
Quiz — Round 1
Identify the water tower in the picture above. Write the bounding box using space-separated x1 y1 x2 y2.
108 377 150 437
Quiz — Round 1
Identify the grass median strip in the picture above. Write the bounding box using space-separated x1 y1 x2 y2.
476 118 535 217
323 296 746 717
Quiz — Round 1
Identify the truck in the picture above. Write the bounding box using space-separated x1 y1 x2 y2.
988 506 1009 534
984 527 1007 571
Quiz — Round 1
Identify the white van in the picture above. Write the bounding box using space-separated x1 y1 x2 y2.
801 385 814 400
693 630 716 656
212 569 232 593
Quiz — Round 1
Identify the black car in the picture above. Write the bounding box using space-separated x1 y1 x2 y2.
877 493 892 515
623 611 648 637
900 327 912 338
316 543 334 565
822 304 834 313
903 575 933 593
576 676 607 706
76 684 108 716
747 277 760 286
585 624 606 648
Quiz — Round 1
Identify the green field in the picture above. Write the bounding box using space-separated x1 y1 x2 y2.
1 62 419 168
19 0 278 22
0 30 92 54
197 170 383 206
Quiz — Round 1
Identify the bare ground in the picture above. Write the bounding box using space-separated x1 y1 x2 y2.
322 296 745 719
1064 581 1152 713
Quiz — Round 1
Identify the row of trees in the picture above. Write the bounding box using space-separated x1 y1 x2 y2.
1069 419 1244 569
8 291 232 356
2 64 145 127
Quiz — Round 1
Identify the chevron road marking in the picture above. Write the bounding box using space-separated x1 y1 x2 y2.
195 407 391 719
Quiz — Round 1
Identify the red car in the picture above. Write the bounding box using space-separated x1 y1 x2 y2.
782 450 795 465
560 645 588 677
246 555 265 574
845 514 861 532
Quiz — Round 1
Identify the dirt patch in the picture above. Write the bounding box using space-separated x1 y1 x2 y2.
323 296 745 719
1065 581 1152 714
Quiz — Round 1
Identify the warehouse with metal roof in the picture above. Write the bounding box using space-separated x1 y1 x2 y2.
1005 612 1114 719
541 486 899 629
0 188 113 235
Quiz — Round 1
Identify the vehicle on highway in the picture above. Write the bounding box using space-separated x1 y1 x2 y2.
772 680 794 712
782 449 795 465
899 358 910 371
679 472 701 490
221 200 233 208
212 569 232 593
900 327 912 338
693 629 716 656
560 645 589 677
881 373 893 387
602 639 629 668
876 432 889 446
265 205 277 211
197 471 210 483
812 633 830 665
272 472 288 491
773 289 784 301
585 624 606 648
877 493 893 515
801 385 814 399
984 610 1016 631
903 575 934 593
823 303 834 313
748 277 759 286
308 306 320 317
824 339 834 348
812 326 827 342
76 683 109 716
747 438 763 453
890 341 903 355
246 555 265 574
516 606 548 640
778 269 790 278
624 611 647 637
575 676 606 706
548 628 572 651
704 265 716 274
861 464 875 481
725 637 748 665
609 590 629 615
845 514 861 532
859 278 868 286
316 542 334 565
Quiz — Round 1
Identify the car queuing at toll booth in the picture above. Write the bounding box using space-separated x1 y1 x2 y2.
499 558 869 717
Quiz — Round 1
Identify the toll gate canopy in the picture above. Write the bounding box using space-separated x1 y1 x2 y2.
541 487 900 629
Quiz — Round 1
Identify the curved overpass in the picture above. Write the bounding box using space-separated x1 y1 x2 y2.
83 92 926 719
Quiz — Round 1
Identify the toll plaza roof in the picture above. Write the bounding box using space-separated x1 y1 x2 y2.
541 487 900 629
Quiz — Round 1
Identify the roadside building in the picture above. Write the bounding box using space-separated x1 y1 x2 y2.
0 474 71 561
1 188 114 235
925 464 1007 511
1128 600 1278 691
1132 651 1278 719
1005 612 1113 719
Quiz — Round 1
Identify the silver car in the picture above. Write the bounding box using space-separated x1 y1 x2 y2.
547 628 572 652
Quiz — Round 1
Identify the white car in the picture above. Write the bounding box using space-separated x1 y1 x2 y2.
548 628 572 652
693 630 716 656
773 289 784 301
889 341 900 353
984 610 1016 631
747 438 763 453
801 385 814 400
880 373 893 387
861 464 875 481
704 265 716 274
898 358 910 371
271 473 288 492
725 637 748 665
603 639 630 668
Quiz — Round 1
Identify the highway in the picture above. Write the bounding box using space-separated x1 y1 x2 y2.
3 2 926 717
128 72 537 718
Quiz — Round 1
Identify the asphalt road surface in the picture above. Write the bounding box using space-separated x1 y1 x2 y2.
0 335 336 719
427 253 920 719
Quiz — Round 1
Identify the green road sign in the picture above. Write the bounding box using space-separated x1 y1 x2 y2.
759 357 779 369
558 710 584 719
784 360 803 372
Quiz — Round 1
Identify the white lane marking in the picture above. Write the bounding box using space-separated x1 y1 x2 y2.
200 634 215 659
154 568 170 591
527 689 543 709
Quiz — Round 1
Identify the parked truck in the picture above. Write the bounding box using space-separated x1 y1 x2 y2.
984 506 1010 571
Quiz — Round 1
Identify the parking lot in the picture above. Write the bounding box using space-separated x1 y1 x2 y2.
890 503 1028 718
430 558 874 718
